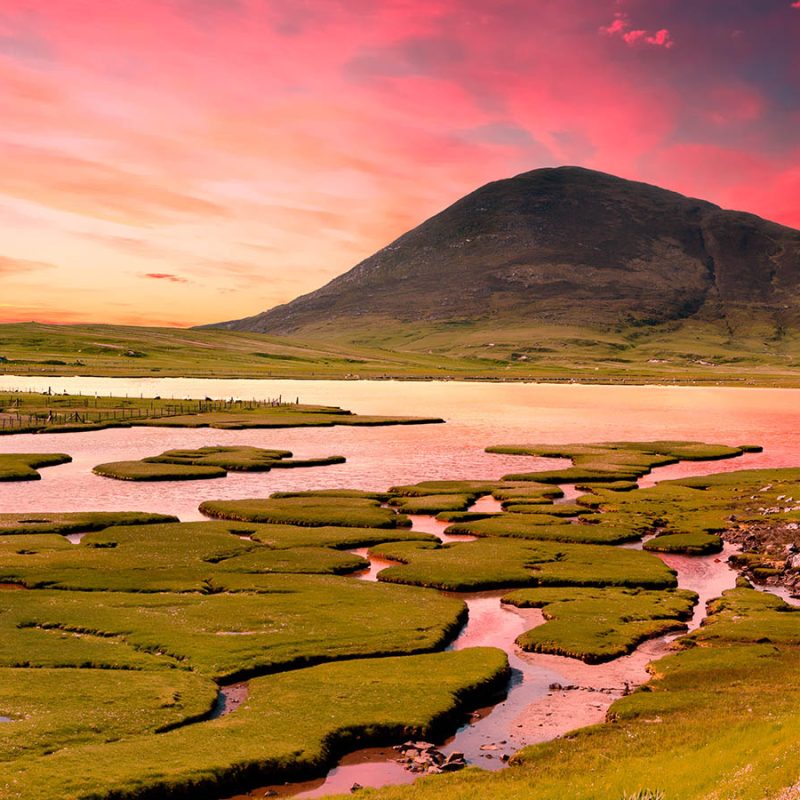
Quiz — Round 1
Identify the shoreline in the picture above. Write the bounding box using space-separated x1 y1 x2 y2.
4 372 800 392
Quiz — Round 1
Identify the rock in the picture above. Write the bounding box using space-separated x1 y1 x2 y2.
350 783 363 793
479 743 499 751
501 754 510 762
440 753 467 771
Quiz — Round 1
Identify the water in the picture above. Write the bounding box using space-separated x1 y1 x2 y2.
0 376 796 796
3 378 800 517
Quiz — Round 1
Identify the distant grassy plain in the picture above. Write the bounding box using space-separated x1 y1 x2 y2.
3 319 800 385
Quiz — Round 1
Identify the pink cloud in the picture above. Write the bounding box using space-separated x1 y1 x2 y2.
602 12 675 49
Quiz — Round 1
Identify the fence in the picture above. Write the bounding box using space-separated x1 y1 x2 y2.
0 393 300 433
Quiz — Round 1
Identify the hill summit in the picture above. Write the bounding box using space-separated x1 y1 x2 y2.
209 167 800 339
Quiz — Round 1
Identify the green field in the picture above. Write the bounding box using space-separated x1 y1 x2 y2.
0 577 467 679
0 511 178 536
4 319 800 385
0 648 508 800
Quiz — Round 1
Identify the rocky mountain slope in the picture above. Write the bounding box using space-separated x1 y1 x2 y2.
209 167 800 340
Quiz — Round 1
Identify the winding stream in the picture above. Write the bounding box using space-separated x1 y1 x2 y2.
225 493 741 799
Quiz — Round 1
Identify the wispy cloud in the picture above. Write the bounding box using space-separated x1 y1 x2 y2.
142 272 188 284
0 143 226 225
0 254 55 274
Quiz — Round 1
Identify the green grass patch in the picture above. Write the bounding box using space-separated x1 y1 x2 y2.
491 483 565 502
148 445 295 469
0 453 71 481
246 523 438 550
488 441 748 484
502 587 697 662
644 532 723 555
93 461 227 481
444 515 642 545
270 489 390 501
200 496 410 529
576 480 639 492
94 446 346 481
370 538 676 591
389 480 501 497
390 494 474 514
435 511 500 523
0 648 507 800
682 587 800 649
0 578 467 680
504 502 590 516
0 511 178 536
0 668 217 762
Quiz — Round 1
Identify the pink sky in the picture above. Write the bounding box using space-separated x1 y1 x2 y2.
1 0 798 327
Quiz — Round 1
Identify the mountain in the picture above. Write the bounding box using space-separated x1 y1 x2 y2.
208 167 800 347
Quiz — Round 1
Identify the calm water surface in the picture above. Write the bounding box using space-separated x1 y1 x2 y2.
2 377 800 515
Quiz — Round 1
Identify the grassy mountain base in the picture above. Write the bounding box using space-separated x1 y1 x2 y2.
3 320 800 385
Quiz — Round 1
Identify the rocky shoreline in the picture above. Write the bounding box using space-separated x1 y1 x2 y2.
724 523 800 597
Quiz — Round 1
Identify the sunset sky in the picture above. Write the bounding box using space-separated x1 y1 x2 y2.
1 0 798 327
